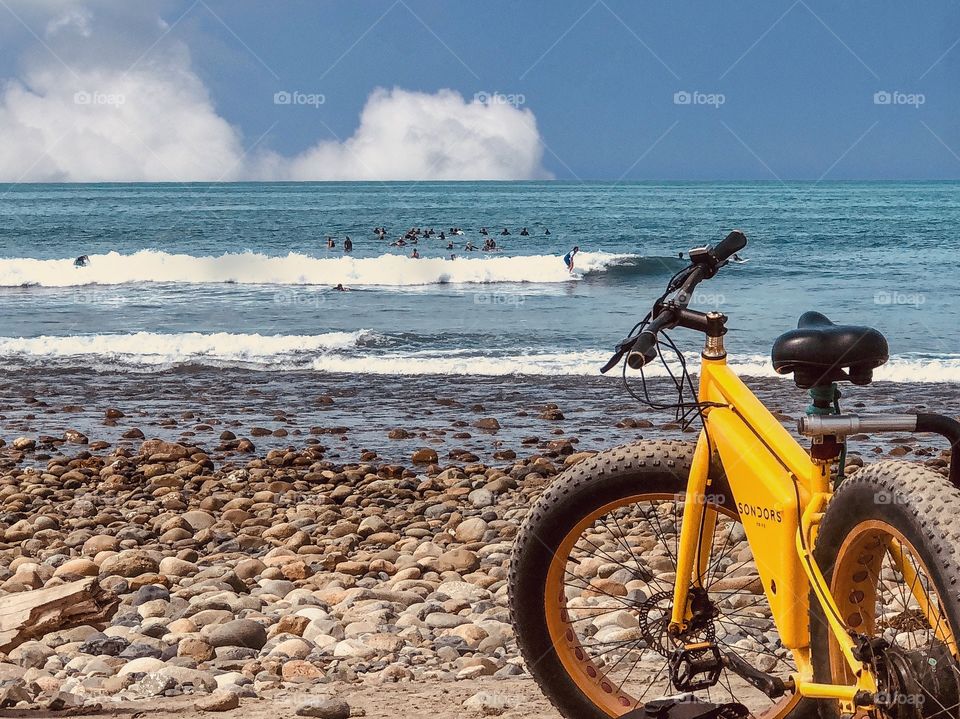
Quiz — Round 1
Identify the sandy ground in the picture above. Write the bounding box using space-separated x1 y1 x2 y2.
0 678 559 719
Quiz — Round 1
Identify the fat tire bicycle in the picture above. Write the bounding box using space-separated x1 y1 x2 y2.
509 231 960 719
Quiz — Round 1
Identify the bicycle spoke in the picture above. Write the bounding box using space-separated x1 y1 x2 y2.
555 496 792 714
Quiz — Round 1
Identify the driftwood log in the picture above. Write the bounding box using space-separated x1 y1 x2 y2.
0 577 118 653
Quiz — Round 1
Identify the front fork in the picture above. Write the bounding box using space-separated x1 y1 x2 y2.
669 429 715 633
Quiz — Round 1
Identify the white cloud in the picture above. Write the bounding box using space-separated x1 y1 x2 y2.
0 5 550 182
0 65 246 182
266 88 549 181
45 7 93 38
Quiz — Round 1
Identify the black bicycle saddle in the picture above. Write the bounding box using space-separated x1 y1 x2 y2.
771 311 888 388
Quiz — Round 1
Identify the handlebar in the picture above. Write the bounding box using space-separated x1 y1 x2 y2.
600 231 747 373
626 310 675 369
712 230 747 264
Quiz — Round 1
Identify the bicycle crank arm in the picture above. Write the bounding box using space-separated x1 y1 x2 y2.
722 651 788 699
798 412 960 488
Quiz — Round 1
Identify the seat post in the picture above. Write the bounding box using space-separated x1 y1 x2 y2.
806 383 845 479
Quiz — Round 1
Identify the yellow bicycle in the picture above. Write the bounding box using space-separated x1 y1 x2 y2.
509 232 960 719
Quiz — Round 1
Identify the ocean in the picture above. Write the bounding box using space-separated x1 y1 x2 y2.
1 181 958 381
0 181 957 461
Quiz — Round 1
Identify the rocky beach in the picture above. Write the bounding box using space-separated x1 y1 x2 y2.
0 371 955 718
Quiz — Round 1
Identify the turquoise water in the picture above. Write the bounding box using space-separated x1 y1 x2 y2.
0 181 957 381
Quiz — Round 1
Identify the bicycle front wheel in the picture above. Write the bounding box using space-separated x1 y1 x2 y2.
509 440 813 719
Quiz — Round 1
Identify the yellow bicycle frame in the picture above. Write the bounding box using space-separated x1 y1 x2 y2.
668 351 878 711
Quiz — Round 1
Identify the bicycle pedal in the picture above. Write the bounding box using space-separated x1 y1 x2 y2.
621 696 750 719
670 642 723 692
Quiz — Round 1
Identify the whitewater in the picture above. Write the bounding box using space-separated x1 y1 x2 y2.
0 250 644 287
0 331 957 382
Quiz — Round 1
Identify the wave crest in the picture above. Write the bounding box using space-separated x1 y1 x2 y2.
0 250 677 288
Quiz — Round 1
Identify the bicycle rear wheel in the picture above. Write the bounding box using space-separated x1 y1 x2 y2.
812 461 960 719
509 440 814 719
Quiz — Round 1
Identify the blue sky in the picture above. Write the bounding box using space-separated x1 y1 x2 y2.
1 0 958 180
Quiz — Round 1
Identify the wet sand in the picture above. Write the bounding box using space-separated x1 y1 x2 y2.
0 369 954 465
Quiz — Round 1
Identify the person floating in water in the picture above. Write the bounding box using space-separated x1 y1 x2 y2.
410 248 420 258
74 255 90 268
480 227 489 236
563 246 580 274
326 236 336 249
500 228 510 236
343 237 353 252
519 227 529 236
446 241 454 250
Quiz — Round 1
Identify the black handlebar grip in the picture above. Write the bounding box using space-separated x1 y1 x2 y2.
626 331 658 369
712 230 747 263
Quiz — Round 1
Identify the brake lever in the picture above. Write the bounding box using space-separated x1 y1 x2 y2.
599 353 623 375
600 333 642 374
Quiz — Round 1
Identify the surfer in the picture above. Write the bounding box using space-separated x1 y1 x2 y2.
520 227 529 236
544 228 550 235
74 255 90 268
333 283 349 291
563 246 580 274
446 241 454 250
500 228 510 236
731 253 749 264
464 241 477 251
343 237 353 252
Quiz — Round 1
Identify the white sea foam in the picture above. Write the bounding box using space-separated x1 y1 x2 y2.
0 330 372 368
0 332 956 382
0 250 644 288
